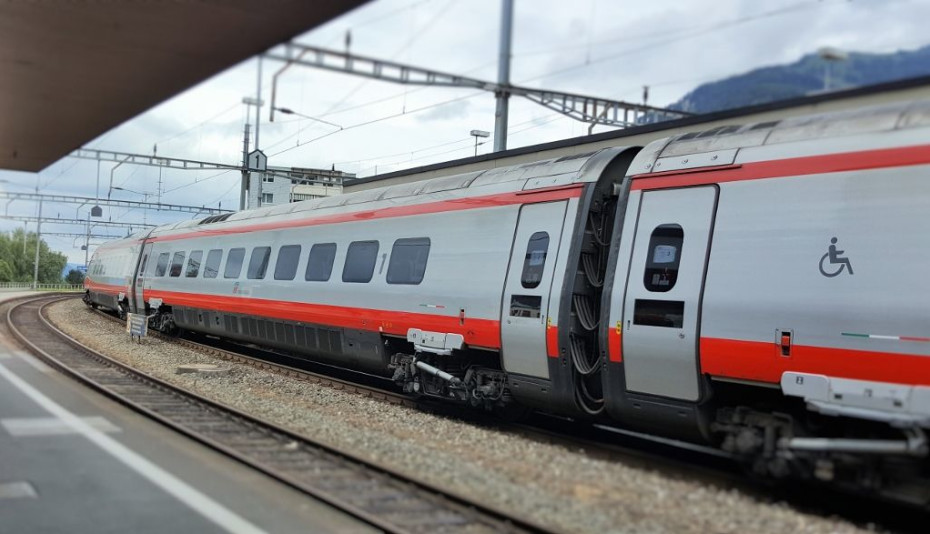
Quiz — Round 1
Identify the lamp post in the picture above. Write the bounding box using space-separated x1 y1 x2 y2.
818 46 848 92
470 130 490 157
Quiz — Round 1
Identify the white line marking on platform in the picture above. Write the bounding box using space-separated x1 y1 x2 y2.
0 481 37 500
2 416 121 437
0 362 268 534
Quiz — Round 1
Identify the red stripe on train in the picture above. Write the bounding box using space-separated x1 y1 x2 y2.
631 144 930 191
144 289 503 350
149 185 584 243
546 324 559 358
608 328 622 363
84 279 126 295
700 337 930 386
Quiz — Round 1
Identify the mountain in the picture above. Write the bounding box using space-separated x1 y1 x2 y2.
667 45 930 114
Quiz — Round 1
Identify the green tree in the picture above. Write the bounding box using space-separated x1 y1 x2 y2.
0 229 68 283
65 269 85 285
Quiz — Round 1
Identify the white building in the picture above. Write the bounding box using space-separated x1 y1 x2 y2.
247 166 353 208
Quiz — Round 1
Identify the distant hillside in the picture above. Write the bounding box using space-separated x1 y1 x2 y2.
668 45 930 114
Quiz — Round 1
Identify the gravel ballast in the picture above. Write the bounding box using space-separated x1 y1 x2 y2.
47 299 879 534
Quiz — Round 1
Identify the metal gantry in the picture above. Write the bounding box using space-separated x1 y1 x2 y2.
71 149 241 172
0 215 155 229
265 43 691 147
41 231 126 239
0 192 230 215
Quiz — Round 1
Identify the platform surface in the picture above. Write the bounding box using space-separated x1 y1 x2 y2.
0 294 375 534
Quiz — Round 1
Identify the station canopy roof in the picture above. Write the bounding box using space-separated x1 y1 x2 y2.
0 1 366 172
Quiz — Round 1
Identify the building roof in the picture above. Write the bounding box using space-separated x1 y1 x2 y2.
0 1 366 172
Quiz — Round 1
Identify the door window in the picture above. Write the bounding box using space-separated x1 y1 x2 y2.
521 232 549 289
643 224 683 292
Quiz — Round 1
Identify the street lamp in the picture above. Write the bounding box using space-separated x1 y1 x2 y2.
818 46 848 92
470 130 490 157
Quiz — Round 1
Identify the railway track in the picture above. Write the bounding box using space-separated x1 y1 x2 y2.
19 295 926 533
89 303 418 409
87 301 742 480
5 294 562 534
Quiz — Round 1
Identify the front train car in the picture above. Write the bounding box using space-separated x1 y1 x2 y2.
83 233 147 317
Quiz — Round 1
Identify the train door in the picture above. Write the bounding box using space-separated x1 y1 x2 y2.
131 242 153 314
621 186 717 401
500 201 568 378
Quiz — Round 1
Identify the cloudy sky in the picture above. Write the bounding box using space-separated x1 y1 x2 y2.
3 0 930 263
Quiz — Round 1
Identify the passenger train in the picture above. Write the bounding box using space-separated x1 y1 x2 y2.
85 101 930 505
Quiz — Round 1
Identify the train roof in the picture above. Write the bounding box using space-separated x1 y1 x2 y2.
629 99 930 175
143 147 633 239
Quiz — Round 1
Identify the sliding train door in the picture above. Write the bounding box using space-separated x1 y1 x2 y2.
131 242 153 314
621 186 717 401
500 201 568 379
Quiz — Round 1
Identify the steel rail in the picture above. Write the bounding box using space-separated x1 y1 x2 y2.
6 295 563 534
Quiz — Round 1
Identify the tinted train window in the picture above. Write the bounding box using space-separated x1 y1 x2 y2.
274 245 301 280
169 252 186 277
224 248 245 279
342 241 379 283
154 253 170 277
204 249 222 279
521 232 549 289
643 224 683 292
305 243 337 282
387 238 430 285
186 250 203 278
138 254 148 275
633 299 684 328
247 247 271 279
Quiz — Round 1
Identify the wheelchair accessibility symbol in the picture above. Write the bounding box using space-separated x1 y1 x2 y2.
819 237 854 277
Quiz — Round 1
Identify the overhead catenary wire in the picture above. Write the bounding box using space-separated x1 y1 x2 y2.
517 0 839 86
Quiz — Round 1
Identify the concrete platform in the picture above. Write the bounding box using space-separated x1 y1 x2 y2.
0 293 376 534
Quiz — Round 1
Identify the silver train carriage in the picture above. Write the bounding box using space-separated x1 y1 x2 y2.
85 100 930 502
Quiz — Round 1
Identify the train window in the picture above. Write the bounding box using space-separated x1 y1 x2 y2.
342 241 379 283
305 243 337 282
643 224 684 292
224 248 245 279
521 232 549 289
186 250 203 278
633 299 684 328
169 252 186 277
204 249 222 279
274 245 301 281
387 238 430 285
247 247 271 279
154 253 170 277
138 254 148 275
